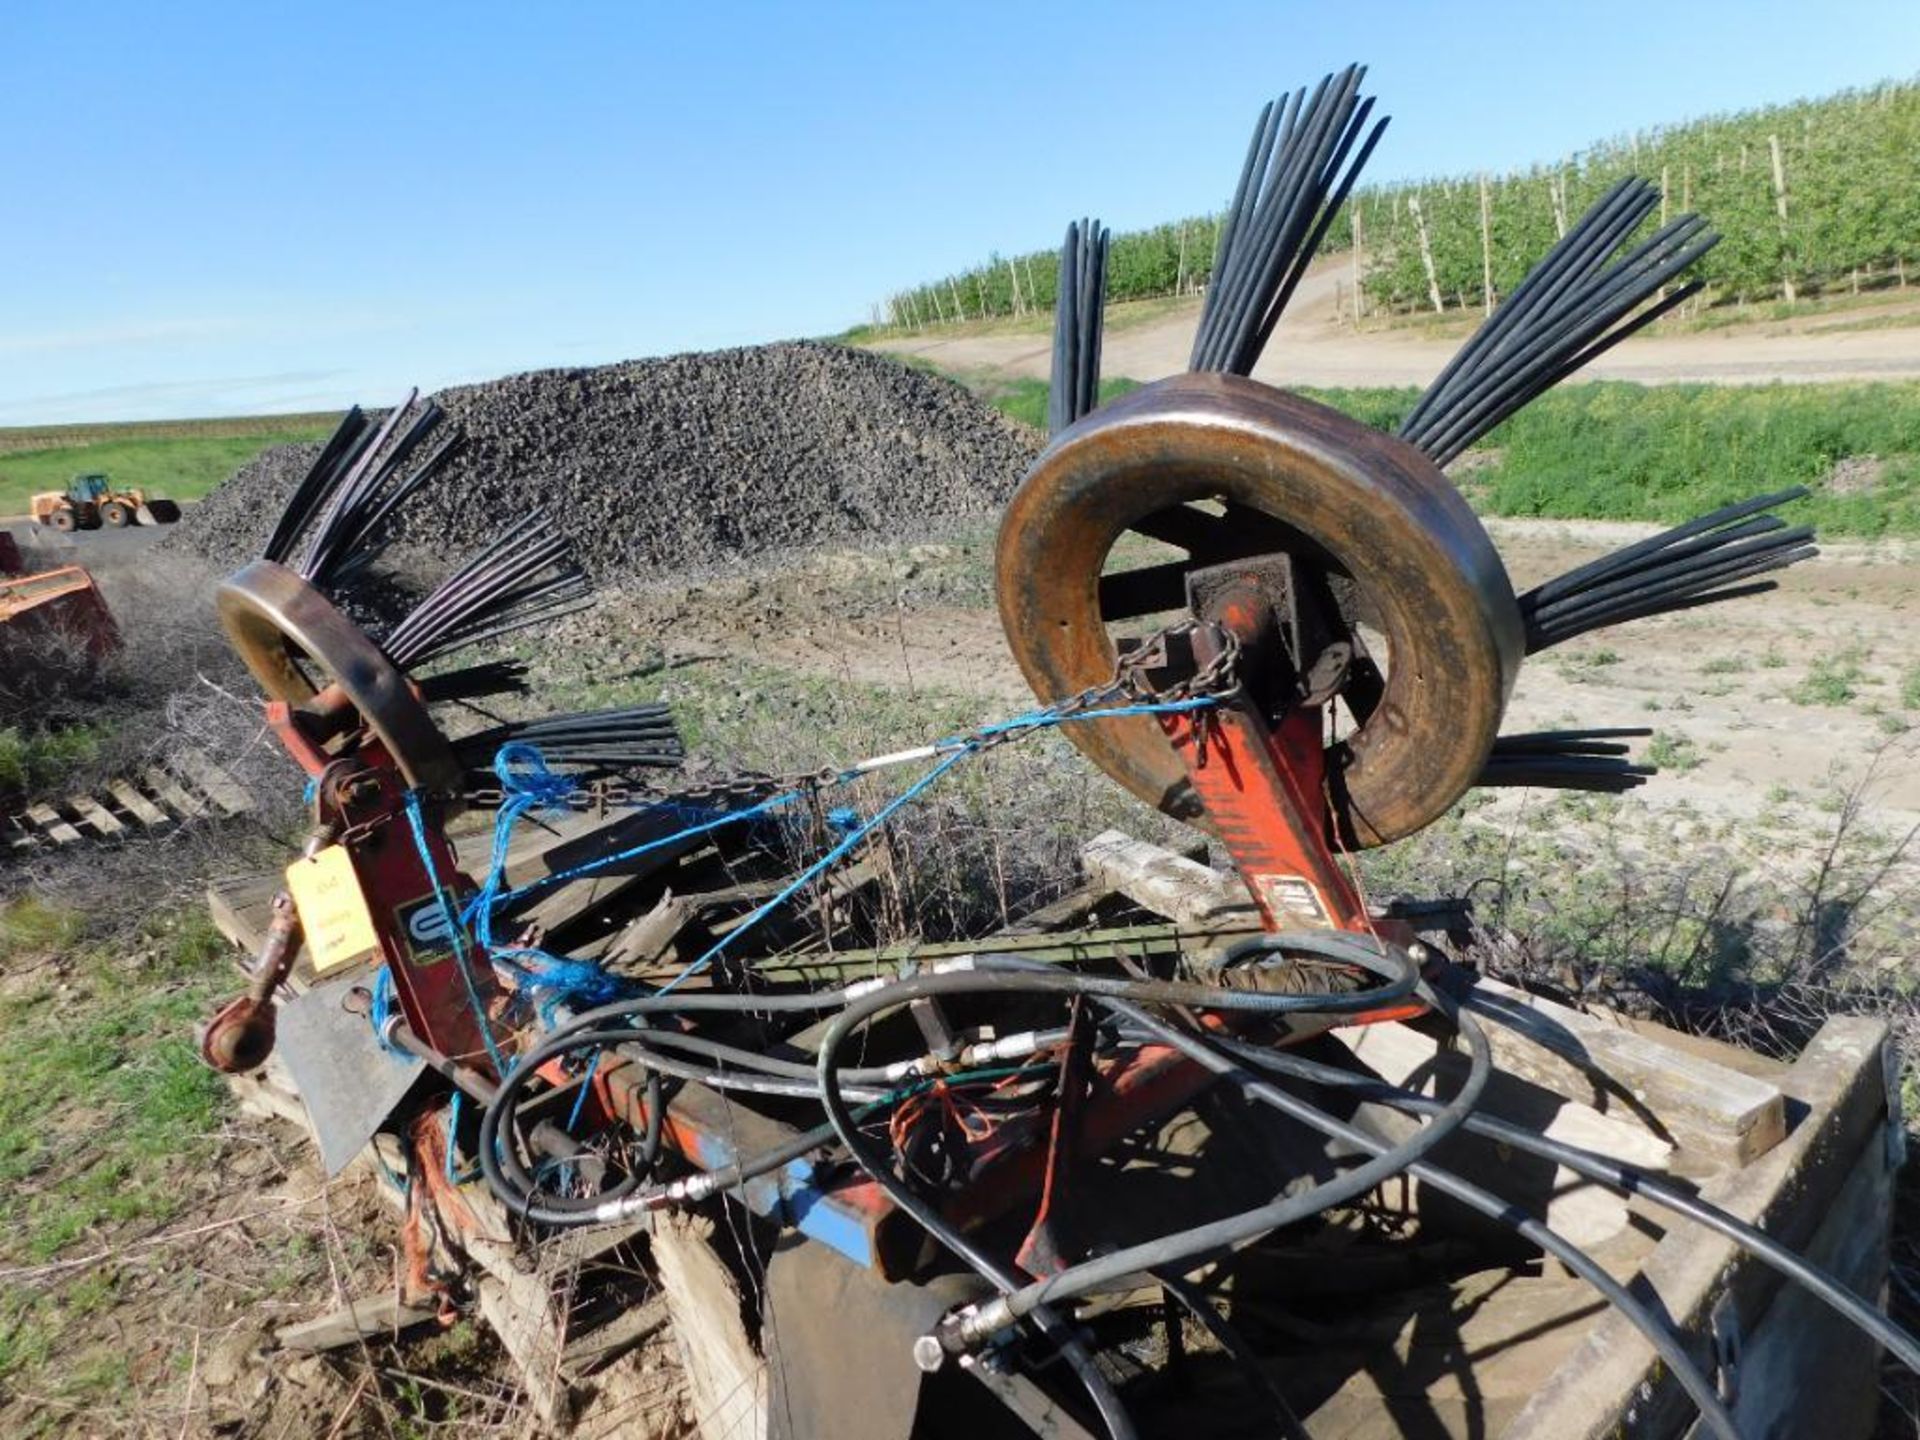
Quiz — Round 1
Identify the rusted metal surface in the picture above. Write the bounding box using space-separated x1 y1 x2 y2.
200 888 306 1074
995 372 1523 847
0 563 121 659
217 559 461 792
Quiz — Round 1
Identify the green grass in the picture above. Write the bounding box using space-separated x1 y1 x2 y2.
0 414 336 515
1790 651 1868 706
0 725 103 799
0 902 231 1267
961 368 1920 538
1294 381 1920 536
1646 731 1703 772
985 376 1144 431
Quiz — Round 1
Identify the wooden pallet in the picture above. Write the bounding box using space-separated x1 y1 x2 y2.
4 749 252 853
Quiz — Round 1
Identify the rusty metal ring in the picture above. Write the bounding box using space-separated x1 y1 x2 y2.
217 559 462 793
994 373 1524 848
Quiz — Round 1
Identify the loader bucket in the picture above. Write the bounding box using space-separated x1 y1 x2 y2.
138 500 182 524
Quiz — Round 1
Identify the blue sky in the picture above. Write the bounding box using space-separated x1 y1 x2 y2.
2 1 1914 424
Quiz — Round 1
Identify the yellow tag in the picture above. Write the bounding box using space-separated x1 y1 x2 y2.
286 844 380 975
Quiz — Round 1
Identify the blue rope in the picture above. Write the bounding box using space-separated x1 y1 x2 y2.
400 788 512 1076
376 692 1221 1050
566 1050 603 1134
659 743 976 993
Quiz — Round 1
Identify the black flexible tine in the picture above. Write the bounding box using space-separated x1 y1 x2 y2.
1251 98 1390 362
1528 525 1816 628
1450 179 1657 367
1220 70 1375 374
1529 538 1816 641
1409 216 1717 464
412 592 597 662
1402 182 1658 437
327 432 466 586
383 513 582 666
1196 82 1312 369
1521 514 1788 618
1208 69 1360 375
1202 80 1321 371
1523 488 1808 609
412 567 593 658
1417 223 1719 465
261 407 370 563
1227 66 1364 370
1531 566 1807 652
318 401 445 568
1520 278 1706 408
1415 219 1718 464
297 392 418 580
1400 179 1655 439
1085 225 1110 421
1202 98 1276 336
1048 220 1079 435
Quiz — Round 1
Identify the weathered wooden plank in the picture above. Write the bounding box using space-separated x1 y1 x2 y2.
460 1184 573 1427
1340 1018 1673 1249
1460 975 1787 1170
277 1293 442 1352
1085 830 1787 1171
560 1295 669 1381
654 1214 766 1440
170 750 254 815
1505 1016 1891 1440
1082 829 1259 928
67 794 125 839
145 767 208 818
24 803 82 846
107 778 168 827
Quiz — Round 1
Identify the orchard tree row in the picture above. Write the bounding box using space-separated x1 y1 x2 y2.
874 78 1920 330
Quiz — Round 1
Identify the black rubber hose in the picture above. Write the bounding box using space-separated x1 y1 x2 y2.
814 940 1448 1326
1109 1007 1743 1440
1210 1034 1920 1374
1153 1269 1308 1437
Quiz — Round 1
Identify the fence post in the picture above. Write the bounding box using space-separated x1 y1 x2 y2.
948 278 968 323
1478 174 1495 316
1349 204 1364 325
1409 195 1444 314
1175 221 1188 298
1007 259 1024 317
1769 134 1796 303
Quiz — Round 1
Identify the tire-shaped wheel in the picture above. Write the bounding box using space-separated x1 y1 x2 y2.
995 372 1525 848
47 508 77 533
216 559 462 793
100 501 132 528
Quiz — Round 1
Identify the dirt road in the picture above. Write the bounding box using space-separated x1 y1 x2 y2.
3 511 181 567
872 263 1920 388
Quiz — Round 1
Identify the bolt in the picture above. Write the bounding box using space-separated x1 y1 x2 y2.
911 1335 946 1373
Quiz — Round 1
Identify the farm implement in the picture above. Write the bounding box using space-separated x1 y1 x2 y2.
198 65 1901 1440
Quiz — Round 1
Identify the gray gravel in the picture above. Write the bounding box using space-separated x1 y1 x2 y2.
174 341 1040 583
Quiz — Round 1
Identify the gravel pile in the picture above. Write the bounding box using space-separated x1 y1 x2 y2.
176 342 1040 582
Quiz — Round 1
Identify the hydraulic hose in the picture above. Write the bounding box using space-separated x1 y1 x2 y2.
1210 1033 1920 1375
1111 1004 1744 1440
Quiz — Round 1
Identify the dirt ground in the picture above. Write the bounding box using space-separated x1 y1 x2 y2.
563 518 1920 840
871 262 1920 389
